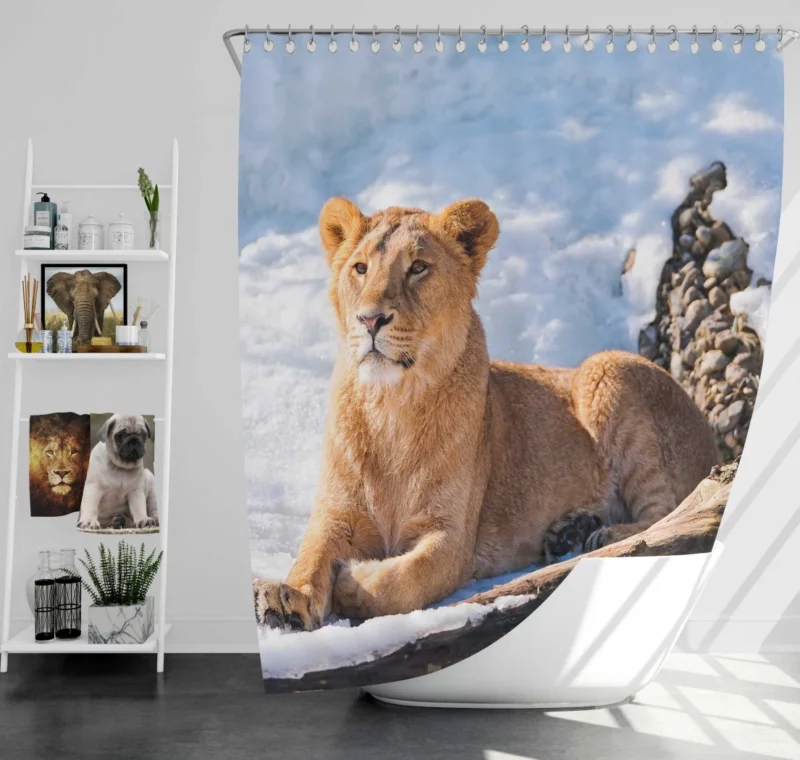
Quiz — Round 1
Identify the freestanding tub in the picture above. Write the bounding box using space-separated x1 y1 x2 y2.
366 544 722 708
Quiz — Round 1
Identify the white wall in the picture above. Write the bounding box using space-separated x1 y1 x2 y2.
1 0 798 654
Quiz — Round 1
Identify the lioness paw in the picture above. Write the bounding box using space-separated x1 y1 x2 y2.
584 526 613 553
253 580 320 632
543 509 604 564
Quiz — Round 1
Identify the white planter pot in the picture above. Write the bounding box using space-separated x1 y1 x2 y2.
88 597 155 645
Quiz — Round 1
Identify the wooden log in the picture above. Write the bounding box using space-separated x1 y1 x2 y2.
264 463 734 693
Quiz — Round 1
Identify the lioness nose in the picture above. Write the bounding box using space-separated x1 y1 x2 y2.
54 470 70 478
358 312 393 337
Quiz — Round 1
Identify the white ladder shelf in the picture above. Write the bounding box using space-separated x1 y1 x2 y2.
0 139 179 673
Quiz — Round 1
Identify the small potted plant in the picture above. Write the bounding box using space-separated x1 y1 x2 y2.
70 541 163 645
137 167 160 249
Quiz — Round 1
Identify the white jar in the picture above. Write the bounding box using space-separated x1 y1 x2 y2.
108 214 135 250
78 216 104 250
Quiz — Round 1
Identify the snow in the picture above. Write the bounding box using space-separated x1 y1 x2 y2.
259 594 534 679
731 286 772 345
238 35 784 669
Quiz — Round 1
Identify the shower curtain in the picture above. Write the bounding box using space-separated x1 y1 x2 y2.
237 30 784 693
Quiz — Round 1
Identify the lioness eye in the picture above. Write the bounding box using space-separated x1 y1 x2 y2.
409 260 428 275
353 262 367 275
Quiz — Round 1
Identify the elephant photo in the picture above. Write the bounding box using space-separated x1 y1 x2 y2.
43 266 126 346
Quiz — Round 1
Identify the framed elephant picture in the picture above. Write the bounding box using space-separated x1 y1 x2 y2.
41 264 127 347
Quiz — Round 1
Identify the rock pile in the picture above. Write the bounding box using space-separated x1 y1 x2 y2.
637 162 766 463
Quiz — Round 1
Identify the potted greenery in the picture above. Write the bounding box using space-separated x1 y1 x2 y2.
137 167 160 249
70 541 163 645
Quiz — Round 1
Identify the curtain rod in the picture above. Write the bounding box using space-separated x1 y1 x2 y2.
222 25 799 75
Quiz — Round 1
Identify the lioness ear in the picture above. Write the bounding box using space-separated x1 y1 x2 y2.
319 197 367 265
436 199 500 275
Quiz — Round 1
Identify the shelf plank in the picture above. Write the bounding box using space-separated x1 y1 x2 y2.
15 249 169 263
1 624 170 654
8 352 166 361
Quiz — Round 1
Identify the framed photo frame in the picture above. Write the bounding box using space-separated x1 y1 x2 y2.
40 263 128 345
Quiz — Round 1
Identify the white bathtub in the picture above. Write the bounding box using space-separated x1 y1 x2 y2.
366 544 722 708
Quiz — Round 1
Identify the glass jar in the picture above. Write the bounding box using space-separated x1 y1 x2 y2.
146 210 160 250
34 550 56 642
14 326 44 354
56 549 81 639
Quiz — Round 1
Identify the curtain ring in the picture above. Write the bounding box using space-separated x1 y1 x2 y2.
733 25 744 54
264 24 274 52
457 24 466 53
542 25 551 53
691 25 699 54
286 24 295 54
521 25 530 51
563 25 572 52
755 25 766 52
328 26 337 53
668 25 679 52
648 25 656 52
583 25 594 52
414 25 423 53
711 25 722 51
307 25 316 52
243 24 251 53
393 24 402 51
371 25 380 52
778 25 784 52
436 25 444 52
626 24 637 51
479 25 487 52
499 25 508 51
350 25 358 52
606 25 615 53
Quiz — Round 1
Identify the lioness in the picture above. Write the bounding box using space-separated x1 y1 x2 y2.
254 198 719 631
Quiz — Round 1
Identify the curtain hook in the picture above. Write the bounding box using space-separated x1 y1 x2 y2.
479 24 487 52
668 25 679 52
457 24 466 53
583 26 594 52
328 25 337 53
648 25 656 52
732 25 744 54
563 25 572 52
521 25 530 52
414 25 423 53
626 25 637 52
711 25 722 51
286 24 295 54
542 25 551 53
393 25 402 52
307 25 316 52
350 25 358 52
499 25 509 52
778 25 784 52
371 25 380 53
691 25 699 54
436 25 444 52
243 24 251 53
606 25 615 53
754 25 766 52
263 24 273 52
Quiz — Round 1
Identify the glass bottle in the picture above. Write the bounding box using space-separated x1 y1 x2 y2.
55 549 82 639
138 320 150 351
34 550 55 642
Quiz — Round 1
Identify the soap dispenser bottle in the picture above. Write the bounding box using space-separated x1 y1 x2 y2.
54 201 73 250
33 192 57 248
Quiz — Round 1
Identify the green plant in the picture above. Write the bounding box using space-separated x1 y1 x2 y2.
65 541 164 606
137 167 160 248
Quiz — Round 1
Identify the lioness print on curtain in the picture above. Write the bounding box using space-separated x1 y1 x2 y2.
238 32 783 692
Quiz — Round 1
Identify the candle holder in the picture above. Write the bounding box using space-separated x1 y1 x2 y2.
34 550 56 642
56 549 82 639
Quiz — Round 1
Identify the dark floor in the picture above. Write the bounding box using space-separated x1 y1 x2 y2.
1 653 796 759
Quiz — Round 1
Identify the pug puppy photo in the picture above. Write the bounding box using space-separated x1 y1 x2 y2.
77 414 159 531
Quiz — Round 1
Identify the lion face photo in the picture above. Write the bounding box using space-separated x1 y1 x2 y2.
29 413 91 517
238 38 782 692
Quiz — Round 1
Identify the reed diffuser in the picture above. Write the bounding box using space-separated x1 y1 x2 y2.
15 274 43 353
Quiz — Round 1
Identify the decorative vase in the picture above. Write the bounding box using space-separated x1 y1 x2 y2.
146 211 160 250
55 549 81 640
88 597 155 645
33 551 55 642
